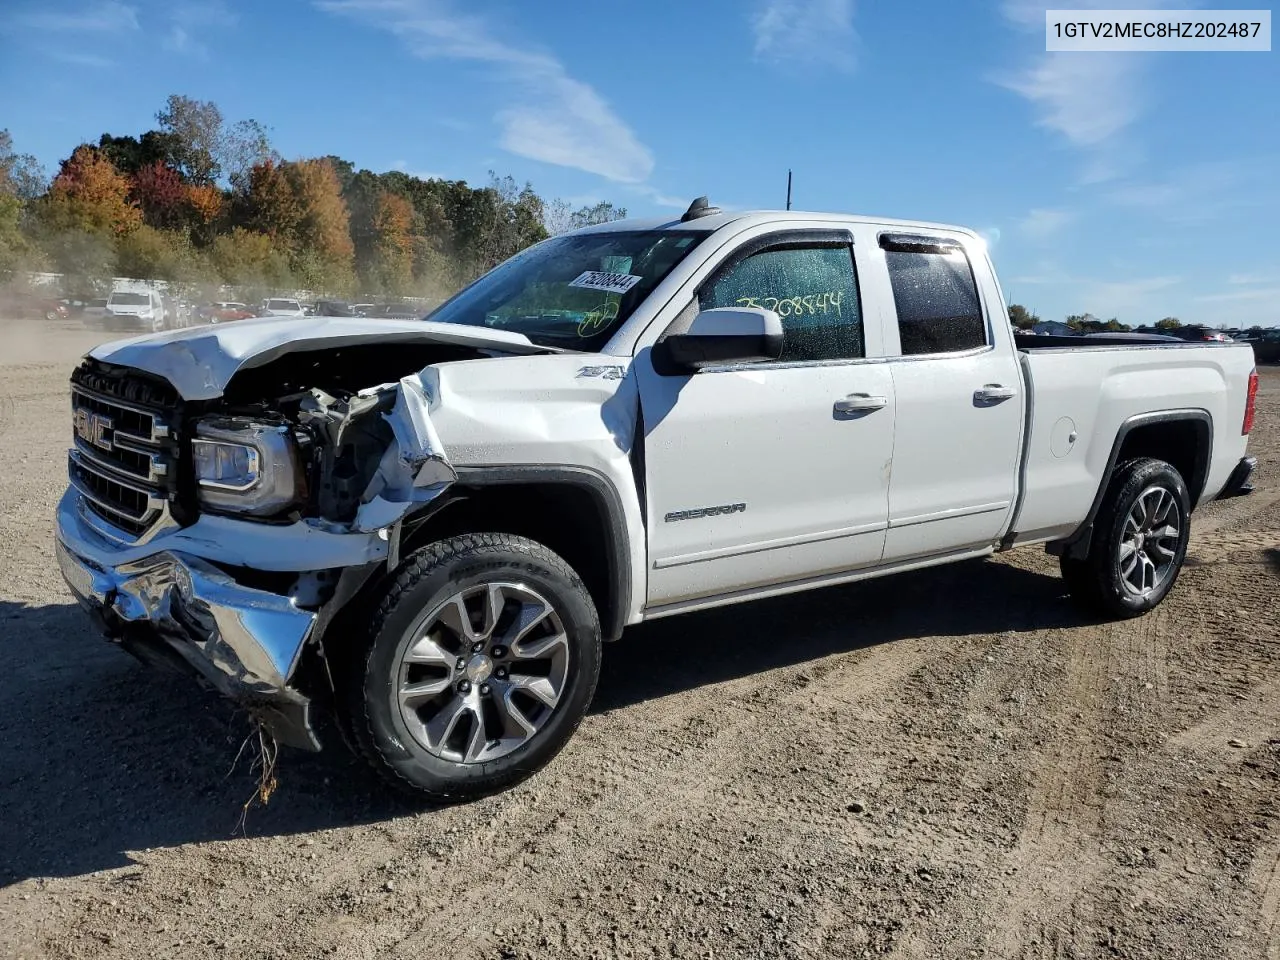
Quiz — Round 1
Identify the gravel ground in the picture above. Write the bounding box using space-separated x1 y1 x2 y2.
1 316 1278 960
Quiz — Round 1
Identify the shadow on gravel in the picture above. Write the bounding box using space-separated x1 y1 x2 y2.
1 557 1080 885
0 599 405 887
595 556 1082 711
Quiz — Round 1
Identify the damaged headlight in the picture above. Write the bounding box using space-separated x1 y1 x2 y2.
192 418 305 517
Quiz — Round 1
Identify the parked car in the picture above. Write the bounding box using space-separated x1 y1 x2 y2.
55 200 1259 801
200 301 254 323
262 297 306 318
82 298 109 321
104 290 166 332
314 299 357 317
350 302 375 317
1171 325 1234 342
1239 329 1280 364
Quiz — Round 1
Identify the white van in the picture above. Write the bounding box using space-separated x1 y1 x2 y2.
105 290 166 332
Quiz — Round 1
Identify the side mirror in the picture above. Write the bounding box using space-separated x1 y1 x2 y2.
659 307 783 372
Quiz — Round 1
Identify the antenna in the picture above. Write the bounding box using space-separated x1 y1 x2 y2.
786 169 792 211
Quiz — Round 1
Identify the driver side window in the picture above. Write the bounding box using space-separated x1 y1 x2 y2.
699 244 863 362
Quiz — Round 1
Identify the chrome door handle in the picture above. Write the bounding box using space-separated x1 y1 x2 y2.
833 393 888 414
974 384 1017 404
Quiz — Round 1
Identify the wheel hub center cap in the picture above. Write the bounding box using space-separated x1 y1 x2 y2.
464 654 493 683
1134 532 1146 549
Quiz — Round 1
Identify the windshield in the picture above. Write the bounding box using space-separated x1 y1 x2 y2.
267 299 299 310
426 230 708 349
109 292 149 306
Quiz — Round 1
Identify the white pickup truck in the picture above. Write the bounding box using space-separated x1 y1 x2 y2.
55 199 1259 800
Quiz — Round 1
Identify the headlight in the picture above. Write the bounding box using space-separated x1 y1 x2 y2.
192 418 305 517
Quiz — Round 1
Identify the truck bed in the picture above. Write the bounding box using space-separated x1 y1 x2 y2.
1009 340 1255 546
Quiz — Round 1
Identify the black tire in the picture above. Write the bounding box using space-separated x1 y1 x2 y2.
341 533 601 802
1060 457 1191 618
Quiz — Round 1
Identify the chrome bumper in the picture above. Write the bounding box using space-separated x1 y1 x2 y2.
55 489 322 749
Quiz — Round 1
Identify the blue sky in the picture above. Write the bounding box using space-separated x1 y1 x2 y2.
1 0 1277 326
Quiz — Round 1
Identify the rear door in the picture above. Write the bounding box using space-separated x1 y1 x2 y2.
873 232 1024 561
636 228 896 607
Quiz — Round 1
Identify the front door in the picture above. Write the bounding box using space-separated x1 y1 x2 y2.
637 233 896 607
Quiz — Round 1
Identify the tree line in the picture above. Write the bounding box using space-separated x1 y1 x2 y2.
1007 304 1263 334
0 95 628 302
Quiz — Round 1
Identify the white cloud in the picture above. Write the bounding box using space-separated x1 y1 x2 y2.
1228 271 1275 285
996 54 1141 148
1018 207 1075 239
752 0 856 71
318 0 654 184
993 0 1181 180
163 24 192 53
46 48 115 67
10 1 139 32
1105 161 1264 222
1195 286 1280 304
162 2 237 59
391 159 443 180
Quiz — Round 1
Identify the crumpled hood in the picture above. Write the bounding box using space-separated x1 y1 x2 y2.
89 316 554 400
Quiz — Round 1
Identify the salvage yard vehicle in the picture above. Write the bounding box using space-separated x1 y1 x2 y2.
55 199 1259 801
104 290 166 332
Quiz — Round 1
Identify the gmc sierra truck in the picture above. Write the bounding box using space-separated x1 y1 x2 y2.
55 199 1259 801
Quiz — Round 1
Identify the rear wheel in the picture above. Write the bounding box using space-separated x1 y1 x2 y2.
1060 457 1190 618
341 533 601 802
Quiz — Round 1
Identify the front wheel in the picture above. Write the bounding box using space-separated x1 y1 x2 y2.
341 533 602 802
1061 457 1191 618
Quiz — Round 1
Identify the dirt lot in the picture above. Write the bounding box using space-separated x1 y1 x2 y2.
1 316 1277 960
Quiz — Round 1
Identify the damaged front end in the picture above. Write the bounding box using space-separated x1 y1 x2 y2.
55 334 495 750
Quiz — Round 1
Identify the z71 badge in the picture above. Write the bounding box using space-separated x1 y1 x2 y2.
664 502 746 522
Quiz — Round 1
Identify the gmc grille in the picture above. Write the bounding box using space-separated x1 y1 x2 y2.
68 364 179 538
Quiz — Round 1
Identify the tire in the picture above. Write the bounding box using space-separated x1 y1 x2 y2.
341 533 601 802
1060 457 1191 618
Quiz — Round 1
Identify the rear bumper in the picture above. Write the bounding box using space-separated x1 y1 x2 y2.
1217 456 1257 500
55 491 321 750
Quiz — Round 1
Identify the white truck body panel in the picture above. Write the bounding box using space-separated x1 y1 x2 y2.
1012 345 1251 544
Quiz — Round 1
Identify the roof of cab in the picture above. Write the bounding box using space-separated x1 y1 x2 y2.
570 209 980 240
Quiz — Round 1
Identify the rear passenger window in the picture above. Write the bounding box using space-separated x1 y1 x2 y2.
882 236 986 355
700 244 862 362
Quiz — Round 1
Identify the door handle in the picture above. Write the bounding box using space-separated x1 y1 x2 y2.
973 384 1017 404
833 393 888 414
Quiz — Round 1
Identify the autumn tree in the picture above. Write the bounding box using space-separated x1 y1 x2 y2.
115 224 194 281
1155 316 1181 330
131 161 187 230
238 158 301 239
41 146 140 236
1008 304 1039 330
366 191 413 294
284 158 354 291
0 130 46 200
210 227 292 293
0 130 45 272
220 119 274 191
95 131 180 178
156 95 224 185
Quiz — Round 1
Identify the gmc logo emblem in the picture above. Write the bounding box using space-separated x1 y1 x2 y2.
74 408 114 452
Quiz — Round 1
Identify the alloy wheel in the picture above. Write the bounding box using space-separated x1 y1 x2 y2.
395 582 570 764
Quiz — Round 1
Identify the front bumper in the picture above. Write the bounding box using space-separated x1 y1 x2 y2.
55 490 322 749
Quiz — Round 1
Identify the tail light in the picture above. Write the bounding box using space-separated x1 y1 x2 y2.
1243 369 1258 435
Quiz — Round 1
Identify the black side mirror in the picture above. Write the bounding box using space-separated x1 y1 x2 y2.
659 307 783 372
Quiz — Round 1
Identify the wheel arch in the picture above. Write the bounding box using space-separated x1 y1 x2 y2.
1049 409 1211 560
394 465 633 642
